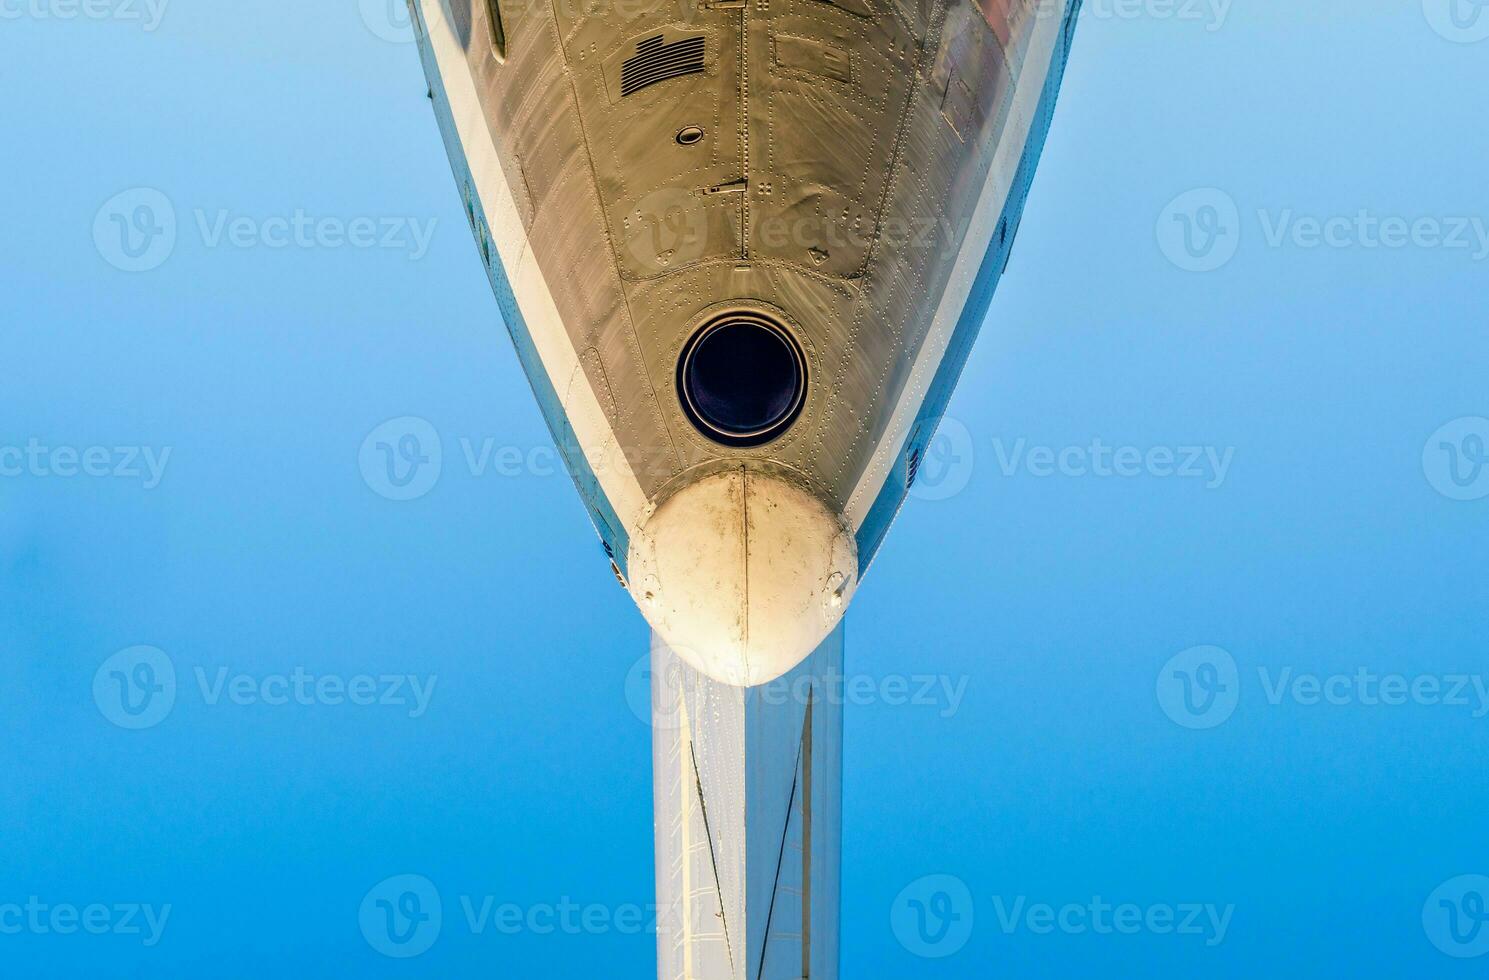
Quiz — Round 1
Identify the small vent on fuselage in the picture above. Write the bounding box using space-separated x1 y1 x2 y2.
620 34 707 97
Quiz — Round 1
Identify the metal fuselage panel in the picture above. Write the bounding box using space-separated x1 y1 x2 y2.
410 0 1079 571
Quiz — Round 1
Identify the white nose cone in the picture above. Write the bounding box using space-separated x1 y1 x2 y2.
627 467 858 688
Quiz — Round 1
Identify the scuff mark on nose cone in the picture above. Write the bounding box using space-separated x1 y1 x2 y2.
627 467 858 687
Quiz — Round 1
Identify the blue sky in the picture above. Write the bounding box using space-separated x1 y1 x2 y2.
3 0 1488 976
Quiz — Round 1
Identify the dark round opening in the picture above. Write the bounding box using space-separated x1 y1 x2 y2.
676 126 705 146
678 314 807 447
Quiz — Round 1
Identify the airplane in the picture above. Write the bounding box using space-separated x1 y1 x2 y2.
404 0 1083 973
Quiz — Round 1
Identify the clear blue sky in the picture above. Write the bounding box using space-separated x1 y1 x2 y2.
4 1 1488 976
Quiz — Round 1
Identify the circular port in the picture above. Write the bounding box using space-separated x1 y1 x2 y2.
676 126 705 146
678 313 807 447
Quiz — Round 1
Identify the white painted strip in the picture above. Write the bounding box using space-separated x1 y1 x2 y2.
845 2 1070 528
418 0 649 533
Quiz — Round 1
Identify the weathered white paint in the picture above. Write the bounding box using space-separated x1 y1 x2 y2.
629 468 857 687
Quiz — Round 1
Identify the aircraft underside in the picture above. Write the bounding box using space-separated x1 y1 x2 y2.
407 0 1082 971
